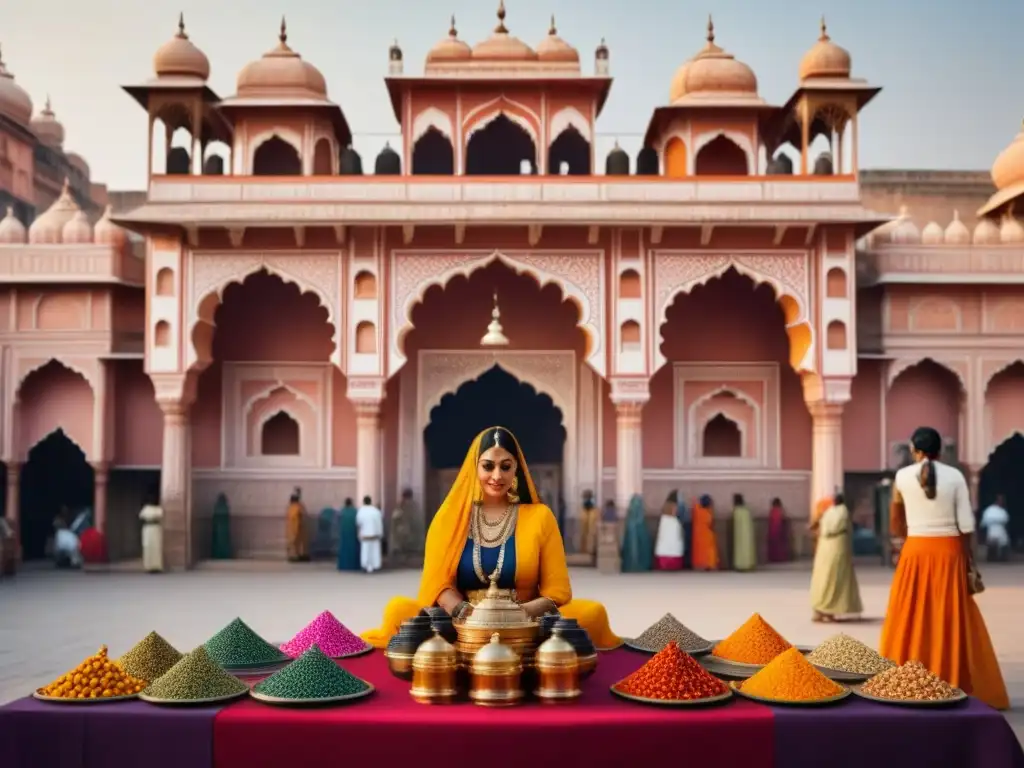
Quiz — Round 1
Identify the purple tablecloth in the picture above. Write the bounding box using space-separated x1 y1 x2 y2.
0 696 220 768
773 696 1024 768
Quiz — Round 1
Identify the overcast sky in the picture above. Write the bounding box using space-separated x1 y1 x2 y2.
4 0 1020 189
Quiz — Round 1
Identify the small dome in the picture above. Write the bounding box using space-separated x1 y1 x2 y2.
679 18 758 99
31 97 64 148
871 205 908 243
472 2 537 62
0 206 27 244
595 39 609 61
62 209 93 244
605 142 630 175
154 14 210 81
891 211 920 244
66 152 90 179
636 146 659 176
374 142 401 175
921 221 943 245
426 16 472 64
237 19 327 99
1000 213 1024 243
536 16 579 63
944 211 970 245
973 217 1000 245
798 19 852 81
990 120 1024 192
29 179 79 244
389 39 403 62
340 146 363 175
94 205 127 248
0 45 33 126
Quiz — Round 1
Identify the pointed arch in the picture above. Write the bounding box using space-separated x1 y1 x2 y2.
887 356 968 392
242 381 317 418
412 107 455 143
549 106 592 144
463 96 540 145
983 358 1024 394
692 130 754 175
15 356 98 398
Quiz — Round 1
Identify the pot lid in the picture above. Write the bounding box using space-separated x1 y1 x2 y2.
473 633 520 665
413 628 456 659
462 578 533 629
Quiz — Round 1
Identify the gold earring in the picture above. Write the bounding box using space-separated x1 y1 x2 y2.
507 477 520 504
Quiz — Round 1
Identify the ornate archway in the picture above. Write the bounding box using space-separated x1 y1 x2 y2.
653 252 813 374
187 254 342 370
389 249 604 376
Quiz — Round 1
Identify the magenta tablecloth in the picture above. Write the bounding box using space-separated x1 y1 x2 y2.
772 695 1024 768
0 696 221 768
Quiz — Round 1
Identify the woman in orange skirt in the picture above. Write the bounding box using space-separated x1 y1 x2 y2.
880 426 1009 710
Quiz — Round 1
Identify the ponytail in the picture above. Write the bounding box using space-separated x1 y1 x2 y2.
919 459 937 500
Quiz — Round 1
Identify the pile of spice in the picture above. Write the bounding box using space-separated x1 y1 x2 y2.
203 618 286 667
39 645 147 700
143 646 248 701
712 613 792 665
253 645 372 701
280 611 370 659
806 634 895 675
117 632 183 682
860 660 960 702
739 647 844 702
614 641 728 701
630 613 711 653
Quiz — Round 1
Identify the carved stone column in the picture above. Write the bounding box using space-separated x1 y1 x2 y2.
159 402 193 570
808 401 844 508
5 462 20 561
610 378 649 514
92 463 110 534
348 378 386 507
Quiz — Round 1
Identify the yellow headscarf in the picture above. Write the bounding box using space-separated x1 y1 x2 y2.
417 426 539 606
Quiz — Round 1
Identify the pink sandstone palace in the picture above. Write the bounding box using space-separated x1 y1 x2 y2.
0 7 1022 568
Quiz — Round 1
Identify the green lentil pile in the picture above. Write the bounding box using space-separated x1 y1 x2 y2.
630 613 711 653
806 634 896 675
203 618 286 667
253 645 371 701
116 632 182 682
143 646 248 701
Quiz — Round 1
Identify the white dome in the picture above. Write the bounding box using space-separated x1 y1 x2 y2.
999 215 1024 244
0 206 27 243
943 211 970 245
28 179 79 244
973 217 1000 245
921 221 943 245
61 209 93 244
891 216 920 244
93 205 127 248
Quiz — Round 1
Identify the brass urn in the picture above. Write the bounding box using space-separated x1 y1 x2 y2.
454 578 539 668
410 628 459 705
534 627 581 703
469 633 523 707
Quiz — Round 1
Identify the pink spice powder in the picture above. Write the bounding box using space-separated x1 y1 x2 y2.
280 611 370 658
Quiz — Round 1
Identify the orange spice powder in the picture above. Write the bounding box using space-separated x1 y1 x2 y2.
614 642 728 701
712 613 792 665
740 647 844 701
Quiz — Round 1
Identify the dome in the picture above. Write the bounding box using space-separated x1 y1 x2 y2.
340 146 363 175
66 152 90 179
669 60 693 103
944 211 970 245
798 18 852 81
472 2 537 62
1000 213 1024 243
62 209 93 244
154 14 210 81
990 120 1024 191
374 142 401 175
30 97 64 148
595 39 609 61
891 210 920 244
426 16 472 64
237 19 328 99
29 179 79 244
0 206 27 244
536 16 579 63
678 18 758 98
605 142 630 175
921 221 943 245
389 39 403 63
0 46 33 126
94 205 127 248
973 217 1000 245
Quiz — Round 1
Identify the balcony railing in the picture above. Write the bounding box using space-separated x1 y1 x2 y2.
864 246 1024 283
0 245 144 285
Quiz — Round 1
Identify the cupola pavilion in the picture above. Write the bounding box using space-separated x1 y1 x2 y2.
0 7 1022 569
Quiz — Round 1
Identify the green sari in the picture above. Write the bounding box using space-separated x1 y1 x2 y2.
620 494 653 572
732 504 757 571
210 493 232 560
336 504 360 571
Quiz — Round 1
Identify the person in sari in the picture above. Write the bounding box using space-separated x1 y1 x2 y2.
620 494 653 573
361 426 620 650
880 427 1009 710
690 494 720 571
578 490 599 557
767 497 790 562
654 491 684 570
336 498 360 571
139 489 164 573
676 494 692 568
313 507 336 559
732 493 756 571
285 488 309 562
809 492 862 621
388 488 424 566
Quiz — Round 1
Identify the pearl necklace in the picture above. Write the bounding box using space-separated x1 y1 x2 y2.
471 503 517 585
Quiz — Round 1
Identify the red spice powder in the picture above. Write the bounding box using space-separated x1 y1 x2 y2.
614 642 728 700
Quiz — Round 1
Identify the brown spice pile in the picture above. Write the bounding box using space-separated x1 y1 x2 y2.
861 660 959 702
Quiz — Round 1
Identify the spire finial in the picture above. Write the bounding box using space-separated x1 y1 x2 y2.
495 0 508 33
61 177 71 194
819 16 829 42
279 16 288 44
549 14 557 35
44 94 52 113
706 15 715 44
177 12 187 39
953 210 961 222
449 14 457 37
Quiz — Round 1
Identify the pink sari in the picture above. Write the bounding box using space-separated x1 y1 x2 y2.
767 503 790 562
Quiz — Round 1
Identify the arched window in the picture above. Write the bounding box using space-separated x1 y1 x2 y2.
253 136 302 176
702 414 742 457
261 411 300 455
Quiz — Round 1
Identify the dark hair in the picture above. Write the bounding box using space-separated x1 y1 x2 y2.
477 427 534 504
344 497 353 507
771 497 782 507
833 492 845 506
733 493 744 506
666 490 679 503
699 494 713 508
911 427 942 500
401 488 413 500
362 495 372 505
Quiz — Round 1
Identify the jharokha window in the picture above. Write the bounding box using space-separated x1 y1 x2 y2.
260 411 300 456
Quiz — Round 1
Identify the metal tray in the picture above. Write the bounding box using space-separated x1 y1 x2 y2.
810 665 873 684
139 689 249 706
706 642 812 671
610 684 733 707
250 684 375 706
279 643 373 661
33 690 139 704
218 657 290 674
852 686 967 707
624 640 714 657
730 682 850 707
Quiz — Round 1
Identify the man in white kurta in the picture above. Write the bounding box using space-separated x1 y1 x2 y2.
356 496 384 573
139 502 164 573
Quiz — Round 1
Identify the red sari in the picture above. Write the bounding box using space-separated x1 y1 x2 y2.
767 503 790 562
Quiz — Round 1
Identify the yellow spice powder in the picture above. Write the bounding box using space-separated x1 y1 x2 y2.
741 647 844 701
713 613 792 665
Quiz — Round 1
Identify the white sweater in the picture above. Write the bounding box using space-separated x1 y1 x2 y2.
894 460 974 537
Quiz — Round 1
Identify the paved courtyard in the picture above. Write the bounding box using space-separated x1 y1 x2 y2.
1 560 1021 743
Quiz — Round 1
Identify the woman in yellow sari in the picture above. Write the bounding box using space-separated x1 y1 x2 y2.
361 427 620 650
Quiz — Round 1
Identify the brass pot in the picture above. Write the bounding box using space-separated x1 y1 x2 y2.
384 650 415 681
534 628 581 703
454 580 540 669
469 633 523 707
410 628 459 704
